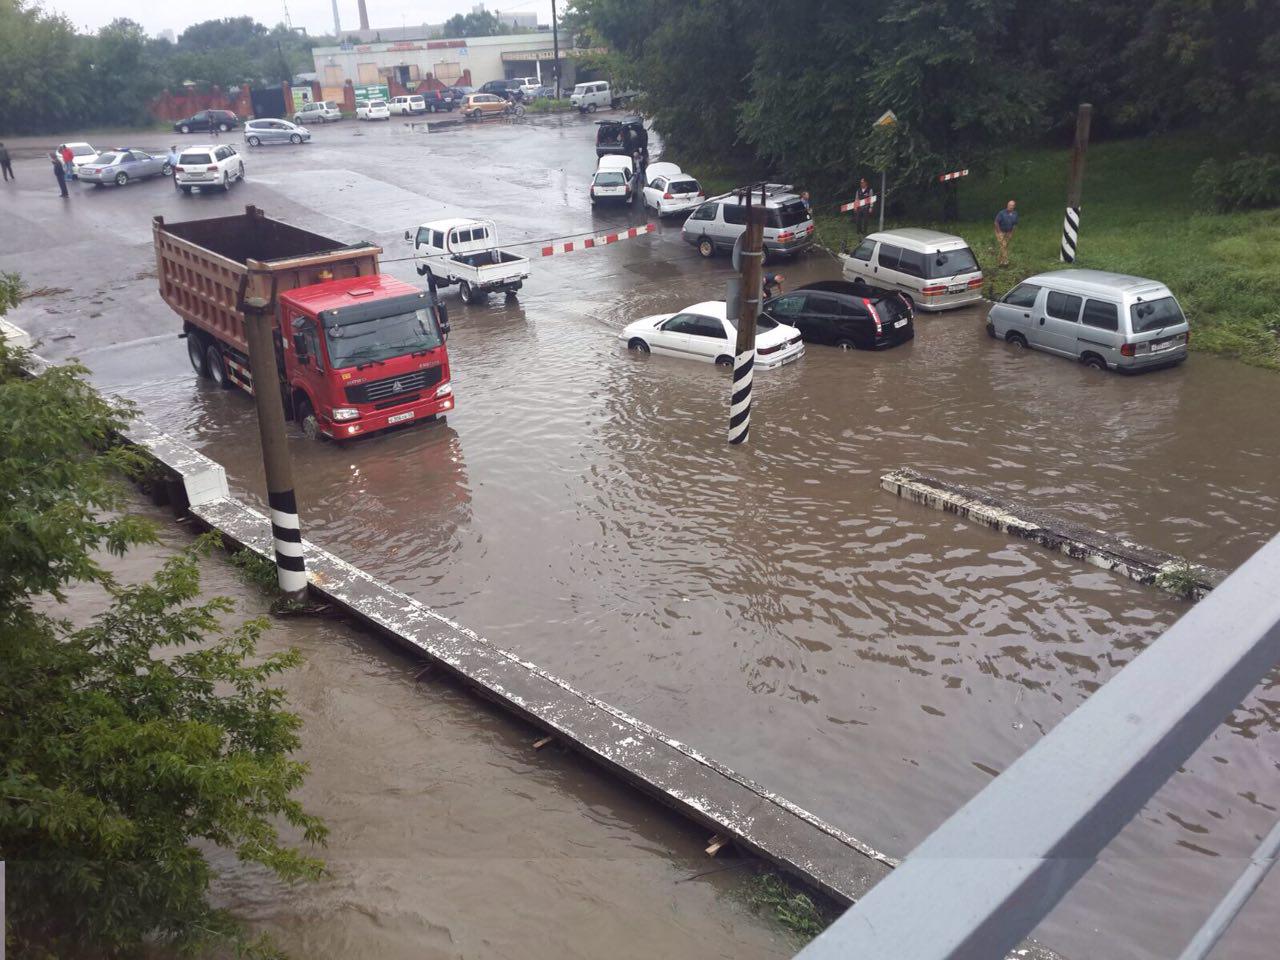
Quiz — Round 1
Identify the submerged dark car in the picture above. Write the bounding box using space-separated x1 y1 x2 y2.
762 280 914 350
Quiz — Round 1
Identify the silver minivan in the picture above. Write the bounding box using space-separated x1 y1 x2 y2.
681 184 815 260
987 269 1189 371
841 228 983 311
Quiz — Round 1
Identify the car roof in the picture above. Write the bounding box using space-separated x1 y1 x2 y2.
180 144 219 151
420 218 492 232
595 116 643 126
1022 269 1170 297
645 162 682 180
867 228 968 251
795 280 899 300
598 155 633 169
681 301 729 320
63 142 94 150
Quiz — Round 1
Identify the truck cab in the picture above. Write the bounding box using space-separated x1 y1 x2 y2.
281 275 453 440
408 218 532 305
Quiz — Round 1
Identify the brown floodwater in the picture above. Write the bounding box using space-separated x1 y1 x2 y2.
10 115 1279 958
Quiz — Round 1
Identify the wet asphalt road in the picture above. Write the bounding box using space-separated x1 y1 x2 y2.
4 113 1279 959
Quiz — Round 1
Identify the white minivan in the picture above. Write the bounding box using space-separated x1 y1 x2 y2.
389 95 427 115
841 228 983 311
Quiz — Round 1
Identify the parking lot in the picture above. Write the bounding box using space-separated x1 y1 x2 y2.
4 112 1279 959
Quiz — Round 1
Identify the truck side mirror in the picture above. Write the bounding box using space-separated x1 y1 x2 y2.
404 230 412 242
437 304 450 338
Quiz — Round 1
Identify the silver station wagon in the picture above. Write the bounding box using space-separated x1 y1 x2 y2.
987 269 1189 372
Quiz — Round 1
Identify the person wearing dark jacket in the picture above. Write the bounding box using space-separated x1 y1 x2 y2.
0 143 13 181
49 150 68 197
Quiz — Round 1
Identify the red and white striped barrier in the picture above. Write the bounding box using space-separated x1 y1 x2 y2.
938 168 969 183
839 194 877 213
540 223 656 257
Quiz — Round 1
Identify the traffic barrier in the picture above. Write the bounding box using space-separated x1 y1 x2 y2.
540 223 656 257
938 168 969 182
839 194 877 213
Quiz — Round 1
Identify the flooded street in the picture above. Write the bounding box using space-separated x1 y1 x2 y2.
5 114 1279 958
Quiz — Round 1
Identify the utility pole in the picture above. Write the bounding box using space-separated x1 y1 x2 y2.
728 186 766 445
1060 102 1092 263
551 0 561 97
239 268 307 597
879 170 886 232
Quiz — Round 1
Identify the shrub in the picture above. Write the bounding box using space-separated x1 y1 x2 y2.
1194 153 1280 211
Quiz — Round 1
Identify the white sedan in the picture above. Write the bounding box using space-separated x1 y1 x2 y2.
619 300 804 369
642 162 704 217
61 141 99 178
356 99 391 120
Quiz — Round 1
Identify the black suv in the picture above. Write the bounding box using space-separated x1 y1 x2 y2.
595 116 647 158
173 109 241 134
421 90 457 112
762 280 914 350
479 79 523 101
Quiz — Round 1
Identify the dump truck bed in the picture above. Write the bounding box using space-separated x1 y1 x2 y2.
154 204 382 353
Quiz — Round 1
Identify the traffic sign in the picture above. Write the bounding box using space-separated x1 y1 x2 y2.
874 110 898 128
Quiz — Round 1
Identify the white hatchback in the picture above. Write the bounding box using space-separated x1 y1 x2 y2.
174 144 244 193
356 99 391 120
619 300 805 369
642 162 703 217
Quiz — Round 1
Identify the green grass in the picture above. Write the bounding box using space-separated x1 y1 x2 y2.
525 98 574 114
745 870 833 941
668 134 1280 369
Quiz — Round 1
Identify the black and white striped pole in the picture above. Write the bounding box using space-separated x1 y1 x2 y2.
1060 103 1092 263
728 186 766 445
240 272 308 596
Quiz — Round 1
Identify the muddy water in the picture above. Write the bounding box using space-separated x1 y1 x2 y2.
14 116 1278 958
61 502 793 960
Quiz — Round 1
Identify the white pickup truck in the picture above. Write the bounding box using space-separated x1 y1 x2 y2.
406 218 532 304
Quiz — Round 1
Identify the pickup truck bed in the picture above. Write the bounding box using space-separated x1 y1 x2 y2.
452 250 523 268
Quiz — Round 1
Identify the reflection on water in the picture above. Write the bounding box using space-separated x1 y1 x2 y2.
112 238 1280 960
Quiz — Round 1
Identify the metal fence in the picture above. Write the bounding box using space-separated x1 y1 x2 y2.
795 533 1280 960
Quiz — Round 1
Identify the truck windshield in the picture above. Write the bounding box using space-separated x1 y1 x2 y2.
325 308 443 368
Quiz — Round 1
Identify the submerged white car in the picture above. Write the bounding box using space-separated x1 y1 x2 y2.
620 300 804 369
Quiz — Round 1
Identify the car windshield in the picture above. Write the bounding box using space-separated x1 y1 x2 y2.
669 179 699 193
767 200 810 229
573 85 589 95
726 313 779 331
595 172 626 186
325 308 444 368
927 247 979 279
1130 296 1185 333
95 152 123 165
178 152 211 165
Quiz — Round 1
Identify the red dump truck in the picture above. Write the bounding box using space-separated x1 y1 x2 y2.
153 205 453 441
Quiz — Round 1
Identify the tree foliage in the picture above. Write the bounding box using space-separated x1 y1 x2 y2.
0 332 325 958
442 10 504 38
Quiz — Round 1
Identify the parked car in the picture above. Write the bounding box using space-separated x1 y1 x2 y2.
763 281 914 350
841 229 983 312
987 269 1189 372
642 162 703 217
462 93 513 118
682 184 815 261
60 142 100 179
174 144 244 193
446 86 473 101
591 155 634 206
595 116 647 157
389 95 427 115
407 217 532 304
173 109 240 134
355 99 391 120
620 300 805 369
77 148 172 186
514 76 542 99
294 100 342 124
479 79 523 101
420 90 456 112
243 118 310 146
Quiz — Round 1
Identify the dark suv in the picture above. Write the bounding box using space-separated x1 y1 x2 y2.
762 280 914 350
595 116 647 158
421 90 457 112
479 79 523 101
173 109 241 134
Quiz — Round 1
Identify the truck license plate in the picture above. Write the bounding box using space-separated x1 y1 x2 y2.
388 410 415 424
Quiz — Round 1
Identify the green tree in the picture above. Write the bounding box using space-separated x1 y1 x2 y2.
442 10 503 38
89 19 163 126
0 316 325 958
0 0 90 133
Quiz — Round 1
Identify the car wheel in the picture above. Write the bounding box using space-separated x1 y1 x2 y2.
587 103 597 113
238 164 245 181
836 339 858 351
698 238 715 258
296 396 320 441
115 172 128 186
161 162 172 176
222 173 230 191
206 345 230 388
219 122 229 132
180 124 191 134
1006 332 1028 349
459 281 474 304
1082 353 1108 370
715 355 733 368
627 338 650 354
187 332 208 376
985 322 996 339
247 135 261 146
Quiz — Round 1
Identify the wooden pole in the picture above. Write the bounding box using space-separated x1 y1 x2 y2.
1060 103 1092 262
728 186 766 445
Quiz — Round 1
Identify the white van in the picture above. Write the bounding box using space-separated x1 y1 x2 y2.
590 155 635 205
389 95 426 115
571 81 638 113
841 228 983 311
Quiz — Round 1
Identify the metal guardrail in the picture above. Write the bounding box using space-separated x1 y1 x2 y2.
795 532 1280 960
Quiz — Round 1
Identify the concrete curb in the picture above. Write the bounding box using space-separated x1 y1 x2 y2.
882 467 1222 600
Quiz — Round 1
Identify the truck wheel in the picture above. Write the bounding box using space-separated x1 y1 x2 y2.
296 397 320 441
187 333 208 376
505 289 518 301
206 345 231 388
416 264 427 276
459 281 475 304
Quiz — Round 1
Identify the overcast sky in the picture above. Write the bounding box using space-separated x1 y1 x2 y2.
46 0 555 38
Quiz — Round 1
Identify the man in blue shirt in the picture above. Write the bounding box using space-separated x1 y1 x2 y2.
994 200 1018 266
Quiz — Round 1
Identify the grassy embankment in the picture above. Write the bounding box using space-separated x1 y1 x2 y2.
685 134 1280 369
